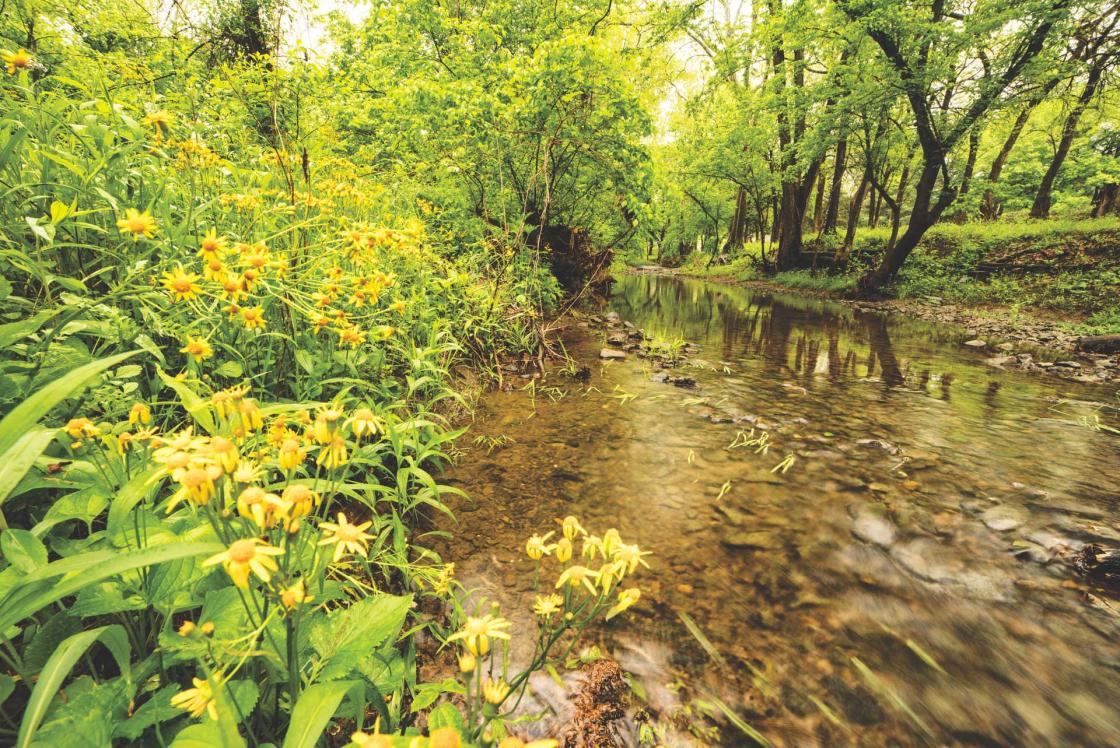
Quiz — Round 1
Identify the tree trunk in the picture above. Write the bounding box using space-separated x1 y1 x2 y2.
980 79 1058 220
860 161 942 291
1093 183 1119 217
823 138 847 234
812 165 827 232
835 164 871 269
1031 63 1104 219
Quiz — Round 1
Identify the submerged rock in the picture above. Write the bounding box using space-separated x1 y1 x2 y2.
852 509 897 548
720 530 782 550
599 348 626 360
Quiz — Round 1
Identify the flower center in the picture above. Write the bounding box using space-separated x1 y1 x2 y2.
228 539 257 563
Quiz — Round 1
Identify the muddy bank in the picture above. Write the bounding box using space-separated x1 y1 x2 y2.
636 266 1120 385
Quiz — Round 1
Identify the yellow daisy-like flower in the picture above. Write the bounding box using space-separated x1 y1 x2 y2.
240 305 266 330
219 273 246 301
482 678 510 705
128 403 152 425
318 512 375 563
555 565 600 596
142 109 173 133
316 434 348 469
430 727 462 748
170 676 218 720
348 408 381 439
555 536 573 563
446 614 512 656
336 326 366 348
203 537 283 588
525 531 556 561
613 542 652 573
278 438 306 470
2 48 32 75
351 730 393 748
207 436 239 472
498 738 560 748
161 266 201 302
561 515 585 540
202 255 226 282
117 208 158 240
458 652 476 673
180 336 213 362
388 300 406 314
532 594 563 618
605 587 641 620
280 579 311 610
199 228 227 259
167 463 222 512
240 268 260 291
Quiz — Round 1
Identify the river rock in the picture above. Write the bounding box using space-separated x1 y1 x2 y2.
606 332 627 346
720 530 781 550
981 506 1026 532
964 339 988 348
852 509 897 548
599 348 626 360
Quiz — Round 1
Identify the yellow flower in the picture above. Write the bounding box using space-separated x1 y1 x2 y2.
525 531 556 561
312 407 343 443
336 326 366 348
458 652 476 673
533 594 563 618
237 486 284 529
180 336 213 362
240 305 266 330
240 268 260 291
129 403 152 425
351 731 393 748
498 739 560 748
2 48 33 75
318 512 374 562
482 678 509 704
203 538 283 588
238 399 264 431
118 208 158 239
605 587 641 620
317 434 348 469
373 325 394 341
388 300 406 314
219 273 246 301
282 484 318 521
65 417 100 440
561 515 584 540
613 542 652 573
161 266 201 301
349 408 381 439
598 559 628 590
233 459 262 484
446 614 511 656
202 255 226 282
278 438 306 470
280 579 310 610
167 463 222 511
199 228 227 258
555 565 600 595
555 536 573 563
430 727 461 748
142 109 173 132
178 620 196 636
207 436 239 472
170 676 218 720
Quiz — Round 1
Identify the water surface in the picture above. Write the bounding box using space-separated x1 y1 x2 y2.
439 274 1120 747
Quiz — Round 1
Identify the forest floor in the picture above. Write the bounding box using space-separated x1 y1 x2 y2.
631 265 1120 386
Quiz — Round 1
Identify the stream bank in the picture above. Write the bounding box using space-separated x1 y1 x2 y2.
640 266 1120 385
438 274 1120 747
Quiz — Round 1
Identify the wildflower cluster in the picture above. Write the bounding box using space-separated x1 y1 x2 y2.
443 517 650 744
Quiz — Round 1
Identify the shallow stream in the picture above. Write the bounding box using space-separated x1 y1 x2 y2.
438 274 1120 747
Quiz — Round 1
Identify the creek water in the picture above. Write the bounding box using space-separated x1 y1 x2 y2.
437 273 1120 747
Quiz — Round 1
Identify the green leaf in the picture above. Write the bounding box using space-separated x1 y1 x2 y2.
156 367 216 433
113 685 181 741
0 542 223 632
281 681 361 748
213 360 243 378
0 309 58 350
0 428 57 506
1 529 48 572
0 351 140 458
18 624 131 748
309 593 412 682
425 702 465 732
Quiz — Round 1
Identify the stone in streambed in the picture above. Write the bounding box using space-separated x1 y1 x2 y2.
852 508 897 548
599 348 626 360
720 530 781 550
964 339 987 348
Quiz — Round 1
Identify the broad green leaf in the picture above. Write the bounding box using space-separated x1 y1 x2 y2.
18 624 131 748
0 351 139 457
281 681 361 748
0 428 57 506
309 593 412 682
0 309 58 350
1 529 48 572
0 542 223 631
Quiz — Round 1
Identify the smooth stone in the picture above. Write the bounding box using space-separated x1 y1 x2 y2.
599 348 626 360
852 510 897 548
964 339 988 348
720 530 781 550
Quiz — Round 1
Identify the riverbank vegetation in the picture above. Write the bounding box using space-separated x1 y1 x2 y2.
2 0 1118 744
640 0 1120 306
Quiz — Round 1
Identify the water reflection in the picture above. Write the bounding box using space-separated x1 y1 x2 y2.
439 274 1120 747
